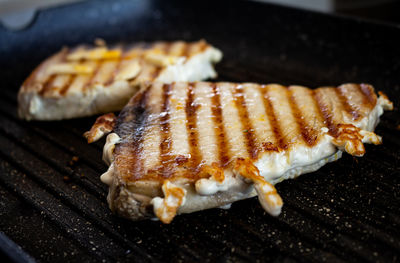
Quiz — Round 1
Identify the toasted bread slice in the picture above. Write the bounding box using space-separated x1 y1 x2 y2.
18 40 222 120
87 82 392 223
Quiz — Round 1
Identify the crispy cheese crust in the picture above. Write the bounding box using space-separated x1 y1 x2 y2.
18 40 222 120
89 82 392 223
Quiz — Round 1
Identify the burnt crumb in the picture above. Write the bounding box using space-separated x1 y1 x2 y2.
68 156 80 167
63 176 71 183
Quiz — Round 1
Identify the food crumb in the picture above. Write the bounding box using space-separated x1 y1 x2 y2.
68 156 79 166
63 176 71 182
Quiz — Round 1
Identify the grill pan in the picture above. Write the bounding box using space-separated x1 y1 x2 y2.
0 0 399 262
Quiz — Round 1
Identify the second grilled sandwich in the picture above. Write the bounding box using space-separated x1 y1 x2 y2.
18 40 222 120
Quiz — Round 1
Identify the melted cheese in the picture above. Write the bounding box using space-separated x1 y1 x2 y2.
67 47 121 61
196 171 237 196
156 47 222 83
144 52 186 67
47 63 95 75
151 181 187 224
101 162 114 186
234 158 283 216
102 133 121 165
115 60 141 81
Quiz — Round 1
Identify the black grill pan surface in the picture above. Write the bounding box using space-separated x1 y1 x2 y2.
0 0 399 262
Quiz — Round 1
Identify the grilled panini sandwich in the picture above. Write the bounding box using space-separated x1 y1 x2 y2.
86 82 392 223
18 40 222 120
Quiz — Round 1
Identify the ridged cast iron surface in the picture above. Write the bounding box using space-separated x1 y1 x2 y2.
0 0 399 262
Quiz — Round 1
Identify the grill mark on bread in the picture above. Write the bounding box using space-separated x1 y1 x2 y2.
105 58 122 86
241 85 276 153
288 87 317 146
39 75 56 95
192 83 218 167
39 51 68 95
336 86 360 120
355 84 372 110
83 60 103 91
359 84 377 107
233 85 258 159
198 40 208 52
313 90 338 137
260 86 286 150
184 41 207 58
163 42 173 55
182 42 192 57
115 88 150 180
211 84 231 166
159 84 174 177
104 47 124 86
185 83 202 171
59 75 76 95
23 49 68 91
151 67 162 79
175 42 185 57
